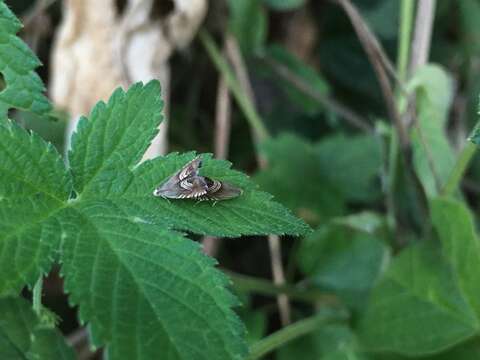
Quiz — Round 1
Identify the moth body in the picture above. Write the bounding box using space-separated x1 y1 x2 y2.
153 156 242 201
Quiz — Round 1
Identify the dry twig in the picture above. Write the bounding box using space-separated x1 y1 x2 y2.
263 56 372 132
225 36 291 325
202 39 233 258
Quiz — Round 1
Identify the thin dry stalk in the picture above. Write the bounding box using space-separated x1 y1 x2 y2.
408 0 440 192
203 43 233 258
333 0 409 150
268 234 291 325
330 0 407 94
214 53 233 160
409 0 436 75
225 36 291 326
264 56 372 132
225 36 266 167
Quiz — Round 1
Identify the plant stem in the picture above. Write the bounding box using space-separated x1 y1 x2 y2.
247 311 347 360
386 0 415 237
199 30 270 142
397 0 415 82
226 270 339 304
442 142 477 197
32 276 43 315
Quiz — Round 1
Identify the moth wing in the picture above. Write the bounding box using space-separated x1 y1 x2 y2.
154 171 209 199
178 156 202 180
153 156 202 196
204 178 243 200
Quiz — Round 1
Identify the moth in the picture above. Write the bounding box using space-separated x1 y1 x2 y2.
153 157 243 201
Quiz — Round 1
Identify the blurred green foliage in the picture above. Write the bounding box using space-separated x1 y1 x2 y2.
6 0 480 358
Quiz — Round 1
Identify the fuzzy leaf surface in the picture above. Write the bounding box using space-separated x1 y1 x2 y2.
359 242 479 355
0 1 51 117
60 203 247 360
0 120 71 294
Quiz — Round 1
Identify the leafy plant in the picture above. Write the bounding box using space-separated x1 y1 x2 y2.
0 2 308 359
6 0 480 359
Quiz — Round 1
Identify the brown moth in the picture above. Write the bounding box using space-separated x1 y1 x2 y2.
153 156 243 201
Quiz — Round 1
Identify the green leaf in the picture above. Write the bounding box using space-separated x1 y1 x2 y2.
359 242 479 356
262 0 306 11
0 1 51 117
255 134 345 224
265 45 330 114
0 120 71 294
298 221 389 309
69 81 163 197
60 203 247 360
0 296 74 359
315 134 382 202
228 0 267 54
431 198 480 319
424 339 480 360
1 80 307 359
116 152 309 236
408 65 456 196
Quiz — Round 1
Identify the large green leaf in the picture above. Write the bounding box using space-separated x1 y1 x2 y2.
298 220 389 309
408 65 456 196
431 198 480 319
60 203 246 360
255 134 345 224
315 134 382 202
116 152 308 236
0 296 74 359
255 133 382 224
359 242 479 355
0 1 51 117
69 81 163 197
0 80 307 359
0 120 71 294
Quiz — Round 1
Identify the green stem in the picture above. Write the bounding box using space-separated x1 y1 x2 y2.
397 0 415 82
247 311 347 360
442 142 477 197
226 271 339 304
32 276 43 315
199 30 270 142
387 0 415 234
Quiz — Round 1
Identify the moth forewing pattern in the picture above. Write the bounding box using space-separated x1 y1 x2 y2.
153 156 243 201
